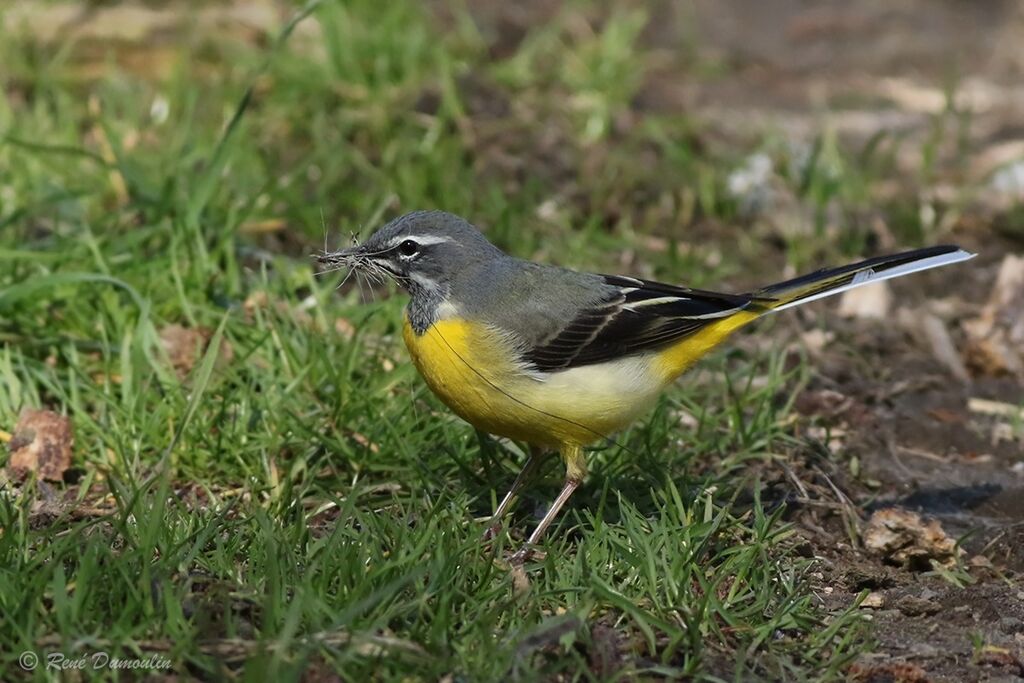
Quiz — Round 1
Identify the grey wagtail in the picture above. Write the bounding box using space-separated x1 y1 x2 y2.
318 210 974 564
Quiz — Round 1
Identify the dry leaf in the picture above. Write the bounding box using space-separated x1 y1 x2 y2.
927 408 965 424
799 328 834 354
964 335 1022 376
2 2 282 46
159 324 234 378
511 564 531 596
900 309 970 381
6 408 73 482
962 254 1024 378
978 645 1024 677
349 431 380 454
863 508 963 570
848 661 929 683
334 317 356 340
238 218 286 234
968 397 1024 420
160 324 208 376
243 290 270 315
242 291 315 328
794 388 852 419
837 281 892 319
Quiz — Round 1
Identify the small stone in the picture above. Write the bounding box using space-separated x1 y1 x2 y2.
908 642 940 659
861 592 885 609
997 616 1022 634
896 595 942 617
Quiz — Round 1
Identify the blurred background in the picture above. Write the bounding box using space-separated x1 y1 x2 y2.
1 2 1022 681
4 0 1023 263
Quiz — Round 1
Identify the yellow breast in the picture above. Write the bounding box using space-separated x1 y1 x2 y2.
402 309 760 449
402 315 665 448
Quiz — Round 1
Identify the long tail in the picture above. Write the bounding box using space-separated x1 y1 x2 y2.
750 245 976 312
655 244 975 380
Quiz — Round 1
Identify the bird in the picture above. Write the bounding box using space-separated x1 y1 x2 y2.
318 210 974 564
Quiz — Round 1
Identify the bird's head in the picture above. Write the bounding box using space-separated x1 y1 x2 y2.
318 210 504 296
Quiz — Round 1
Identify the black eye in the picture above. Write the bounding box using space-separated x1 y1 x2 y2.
398 240 419 257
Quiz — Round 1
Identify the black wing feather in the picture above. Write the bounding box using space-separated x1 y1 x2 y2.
523 275 756 372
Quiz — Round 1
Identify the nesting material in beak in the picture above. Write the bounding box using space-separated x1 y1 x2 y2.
316 246 358 269
316 244 399 291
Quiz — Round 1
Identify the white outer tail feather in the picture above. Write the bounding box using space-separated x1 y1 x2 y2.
768 248 976 313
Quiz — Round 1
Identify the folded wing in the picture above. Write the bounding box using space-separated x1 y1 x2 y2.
523 275 757 372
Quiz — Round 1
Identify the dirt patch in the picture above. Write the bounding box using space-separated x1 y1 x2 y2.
775 265 1024 681
852 582 1024 682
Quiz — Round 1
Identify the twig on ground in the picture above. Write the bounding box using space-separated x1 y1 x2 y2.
968 397 1024 420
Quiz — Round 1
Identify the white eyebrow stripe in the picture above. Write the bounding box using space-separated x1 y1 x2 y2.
385 234 454 248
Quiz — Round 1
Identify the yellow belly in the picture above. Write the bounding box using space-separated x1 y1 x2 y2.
402 312 759 449
404 317 649 447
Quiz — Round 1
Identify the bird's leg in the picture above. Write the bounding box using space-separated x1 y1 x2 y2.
510 444 586 565
482 445 549 542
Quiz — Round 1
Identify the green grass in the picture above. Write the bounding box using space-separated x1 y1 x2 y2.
0 0 986 679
